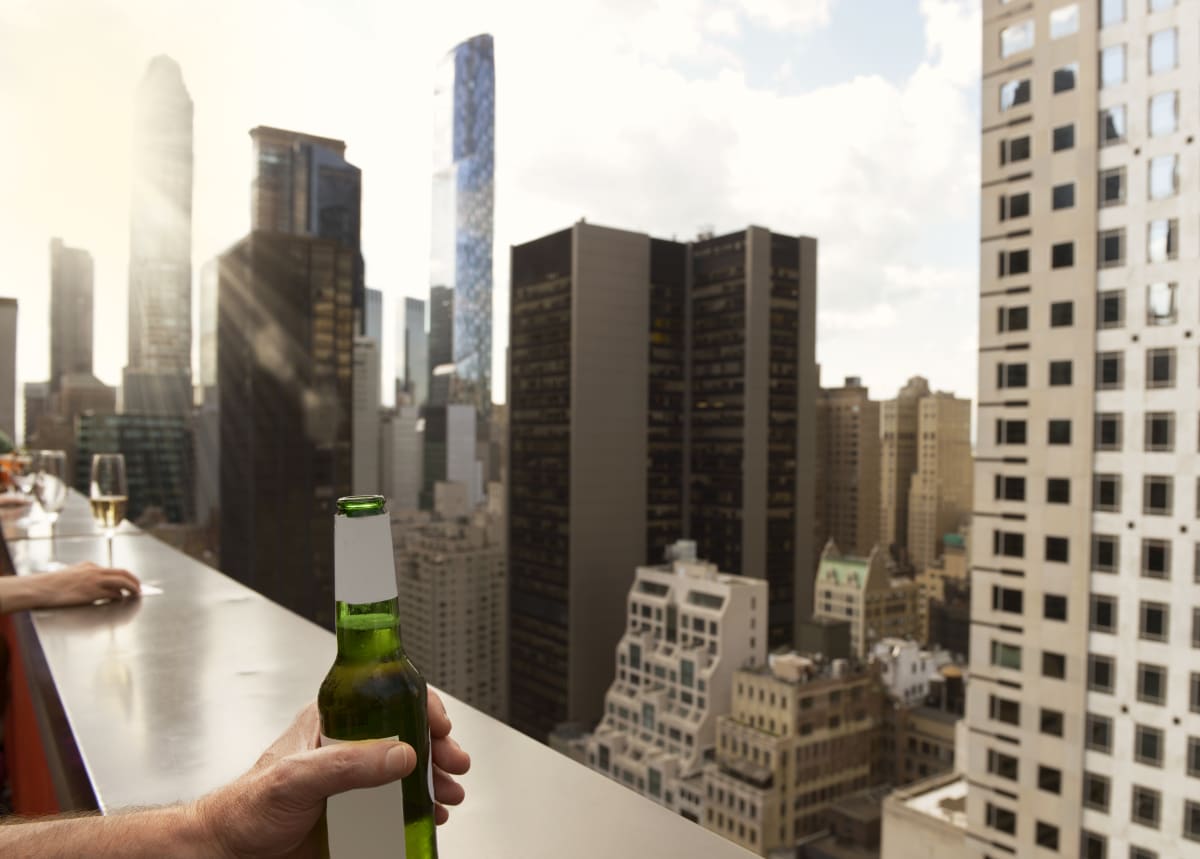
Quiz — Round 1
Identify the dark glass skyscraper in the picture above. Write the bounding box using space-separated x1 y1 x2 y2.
431 34 494 417
49 238 93 392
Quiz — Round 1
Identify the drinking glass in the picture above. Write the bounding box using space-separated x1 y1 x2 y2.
90 454 128 568
34 450 68 533
12 452 35 497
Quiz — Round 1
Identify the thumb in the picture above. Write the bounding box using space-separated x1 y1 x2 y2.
270 741 415 809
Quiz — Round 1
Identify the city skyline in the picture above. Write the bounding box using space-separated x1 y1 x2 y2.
0 0 980 420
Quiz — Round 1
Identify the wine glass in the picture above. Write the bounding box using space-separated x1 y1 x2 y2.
12 452 35 497
90 453 128 568
33 450 68 567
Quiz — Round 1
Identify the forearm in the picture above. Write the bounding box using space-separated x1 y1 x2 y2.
0 805 213 858
0 576 47 613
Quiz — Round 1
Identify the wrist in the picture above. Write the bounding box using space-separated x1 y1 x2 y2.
151 803 223 859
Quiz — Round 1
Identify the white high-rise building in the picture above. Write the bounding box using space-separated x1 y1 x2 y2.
381 405 423 510
966 2 1200 857
446 403 482 507
352 336 381 494
583 541 767 823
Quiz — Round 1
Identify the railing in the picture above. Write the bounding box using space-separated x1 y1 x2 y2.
0 491 757 858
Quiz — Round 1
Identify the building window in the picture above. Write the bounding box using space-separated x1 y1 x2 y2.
1040 708 1063 737
999 78 1031 111
1140 601 1169 643
1000 135 1031 165
1136 723 1164 766
1091 594 1118 632
1046 478 1069 504
1142 538 1170 579
1144 476 1173 516
1090 655 1115 693
1099 166 1125 207
1049 4 1078 38
997 305 1028 331
995 475 1025 501
1084 772 1110 811
992 585 1023 614
996 362 1027 389
1045 536 1069 563
1098 291 1124 329
991 641 1022 670
1087 713 1113 753
1049 301 1073 327
1138 663 1167 705
1147 282 1177 325
1082 831 1107 859
1049 419 1072 445
985 802 1016 835
1145 413 1174 452
989 694 1020 726
1094 474 1121 512
1186 801 1200 842
1098 228 1124 267
999 249 1029 277
1193 673 1200 713
1049 360 1072 386
1100 44 1125 88
1147 220 1178 264
987 749 1019 781
1133 785 1161 829
1149 91 1178 137
1148 28 1177 74
1035 821 1059 849
1146 349 1175 388
1042 651 1066 679
996 418 1026 445
1052 63 1077 94
1052 182 1075 210
1051 241 1074 268
999 193 1030 222
1101 0 1124 26
1093 534 1119 573
1043 594 1067 621
1052 124 1074 151
1189 737 1200 777
1000 21 1034 58
1096 352 1124 390
1149 155 1178 200
1100 105 1127 145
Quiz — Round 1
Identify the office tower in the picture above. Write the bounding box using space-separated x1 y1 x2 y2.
816 376 881 558
74 413 194 523
916 529 969 650
364 287 382 344
878 376 930 562
0 298 15 443
124 56 193 416
352 337 381 494
508 222 817 741
249 126 364 330
420 403 482 509
812 541 920 659
380 405 423 509
431 34 494 416
583 540 767 822
427 285 453 405
396 297 429 407
198 258 218 402
964 2 1200 857
23 382 49 445
705 653 885 854
49 238 93 392
905 394 972 571
393 489 507 719
218 231 355 628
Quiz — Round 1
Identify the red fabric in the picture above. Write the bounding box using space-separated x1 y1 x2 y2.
2 613 59 816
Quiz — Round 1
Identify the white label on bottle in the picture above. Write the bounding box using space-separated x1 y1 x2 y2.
334 514 400 604
320 734 406 859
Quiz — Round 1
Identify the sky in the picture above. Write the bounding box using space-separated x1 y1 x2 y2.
0 0 981 415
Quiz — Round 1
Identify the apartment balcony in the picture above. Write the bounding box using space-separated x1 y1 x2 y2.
1 491 756 858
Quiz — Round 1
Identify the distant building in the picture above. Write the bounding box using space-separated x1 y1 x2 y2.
23 382 50 446
198 258 218 402
393 483 506 719
878 377 929 562
364 287 383 344
218 230 355 628
871 638 952 707
49 238 93 392
508 222 818 742
420 403 482 509
427 285 453 406
192 397 219 530
584 541 768 823
926 581 969 661
352 337 381 494
380 405 423 510
396 297 428 407
812 542 921 659
74 412 195 524
886 704 957 788
904 395 971 571
879 773 966 858
0 298 15 443
798 785 894 859
796 616 852 663
704 654 885 855
815 376 881 559
914 530 969 646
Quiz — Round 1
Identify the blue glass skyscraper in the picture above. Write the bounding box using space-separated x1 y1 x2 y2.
430 34 494 417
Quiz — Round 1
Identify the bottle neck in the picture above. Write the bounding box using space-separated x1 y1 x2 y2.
335 598 405 662
332 507 402 661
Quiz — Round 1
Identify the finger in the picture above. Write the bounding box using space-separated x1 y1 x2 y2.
432 735 470 775
267 742 414 810
427 689 451 738
258 703 320 768
435 803 449 826
432 766 465 806
99 569 141 592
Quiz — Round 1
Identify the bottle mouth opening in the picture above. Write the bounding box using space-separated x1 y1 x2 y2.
336 495 387 517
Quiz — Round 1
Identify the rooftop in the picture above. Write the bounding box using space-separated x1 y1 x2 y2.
897 774 968 829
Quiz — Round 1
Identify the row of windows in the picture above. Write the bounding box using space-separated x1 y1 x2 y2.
1000 11 1177 76
995 529 1197 575
996 289 1188 338
996 348 1189 394
1088 595 1200 647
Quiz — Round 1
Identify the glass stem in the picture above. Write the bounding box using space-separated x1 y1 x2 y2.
106 534 113 568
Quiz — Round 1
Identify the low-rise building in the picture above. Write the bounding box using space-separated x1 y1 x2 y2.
585 540 767 825
798 785 894 859
813 542 921 659
871 638 952 706
879 773 966 859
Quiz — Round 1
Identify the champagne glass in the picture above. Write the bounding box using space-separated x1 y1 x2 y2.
34 450 68 568
90 454 128 568
12 452 35 497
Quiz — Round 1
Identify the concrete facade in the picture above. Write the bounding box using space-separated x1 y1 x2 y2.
813 542 921 660
815 376 881 559
905 394 972 572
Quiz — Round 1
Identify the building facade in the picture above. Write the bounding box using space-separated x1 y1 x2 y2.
905 393 972 571
380 405 423 510
397 296 428 407
584 542 768 823
352 336 381 494
0 298 15 444
815 376 881 559
49 238 93 392
967 2 1200 857
878 377 930 561
813 542 921 660
427 285 453 406
431 33 494 416
508 222 817 741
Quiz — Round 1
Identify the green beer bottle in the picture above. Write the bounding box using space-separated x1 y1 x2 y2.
318 494 438 858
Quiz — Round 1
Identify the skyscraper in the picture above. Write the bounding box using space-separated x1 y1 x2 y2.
905 393 971 571
352 336 381 494
218 231 355 628
364 287 383 344
0 298 15 444
879 376 930 562
815 376 881 558
431 34 494 415
508 222 817 741
427 285 453 406
49 237 93 392
964 3 1200 857
124 55 193 416
396 297 429 407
